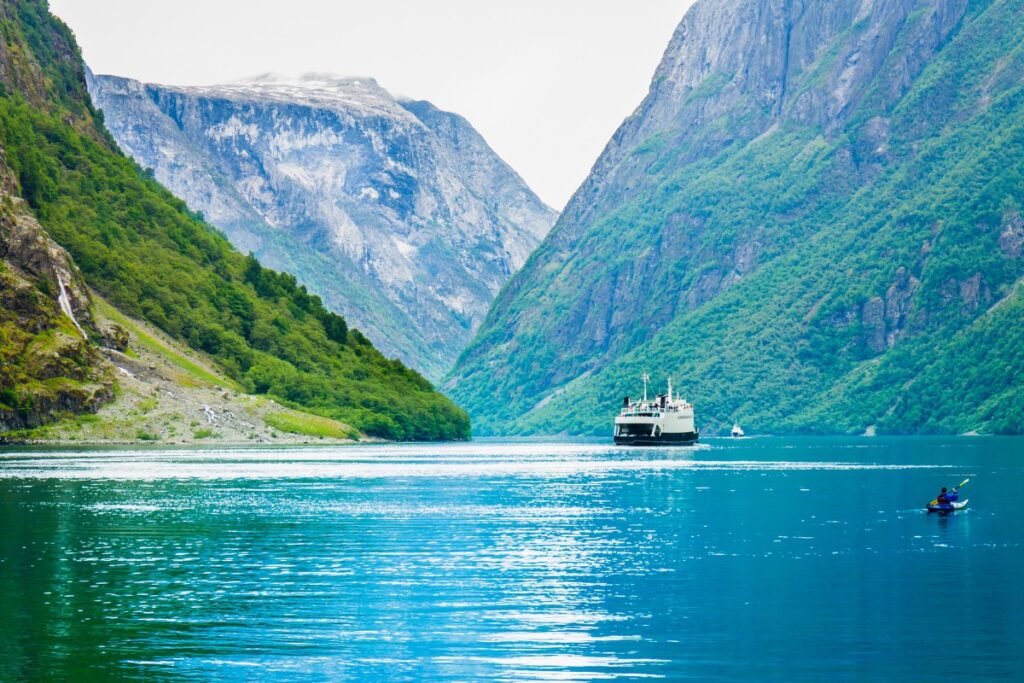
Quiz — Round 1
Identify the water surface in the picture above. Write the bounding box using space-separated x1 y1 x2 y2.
1 437 1022 681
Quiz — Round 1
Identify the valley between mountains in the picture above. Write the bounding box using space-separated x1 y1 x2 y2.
87 72 556 381
3 0 1024 444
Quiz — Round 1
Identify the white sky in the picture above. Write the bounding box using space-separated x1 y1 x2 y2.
49 0 693 211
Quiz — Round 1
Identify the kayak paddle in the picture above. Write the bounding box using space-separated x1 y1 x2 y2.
929 478 970 506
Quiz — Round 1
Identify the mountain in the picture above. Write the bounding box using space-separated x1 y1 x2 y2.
1 161 115 431
449 0 1024 436
86 72 556 380
0 0 468 441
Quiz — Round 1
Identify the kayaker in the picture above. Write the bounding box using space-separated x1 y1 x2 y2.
937 487 959 505
927 479 969 512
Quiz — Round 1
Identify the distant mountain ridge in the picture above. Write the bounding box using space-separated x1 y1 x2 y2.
1 0 468 441
449 0 1024 435
87 72 556 379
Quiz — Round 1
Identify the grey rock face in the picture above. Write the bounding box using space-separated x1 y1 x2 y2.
1000 213 1024 258
884 267 919 349
861 297 887 354
856 266 922 356
555 0 968 250
87 72 556 380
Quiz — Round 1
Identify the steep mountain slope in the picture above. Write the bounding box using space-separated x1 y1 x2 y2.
87 73 556 380
0 0 468 441
0 158 114 431
449 0 1024 436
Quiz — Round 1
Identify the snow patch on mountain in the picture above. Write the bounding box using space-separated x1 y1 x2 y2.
88 70 557 379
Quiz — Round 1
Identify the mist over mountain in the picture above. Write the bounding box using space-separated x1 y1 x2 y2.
87 72 556 380
449 0 1024 435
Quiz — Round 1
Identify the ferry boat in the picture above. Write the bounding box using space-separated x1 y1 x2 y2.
613 374 699 446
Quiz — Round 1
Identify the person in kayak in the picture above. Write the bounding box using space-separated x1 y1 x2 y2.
928 479 969 511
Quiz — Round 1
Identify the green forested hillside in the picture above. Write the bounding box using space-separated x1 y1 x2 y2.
449 0 1024 436
0 0 468 440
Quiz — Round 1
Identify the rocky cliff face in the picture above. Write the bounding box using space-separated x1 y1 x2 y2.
450 0 1024 435
87 73 556 379
551 0 968 250
0 146 114 431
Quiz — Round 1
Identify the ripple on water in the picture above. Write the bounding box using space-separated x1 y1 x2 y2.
0 438 1021 681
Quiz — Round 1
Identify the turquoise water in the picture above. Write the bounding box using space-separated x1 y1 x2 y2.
1 437 1022 681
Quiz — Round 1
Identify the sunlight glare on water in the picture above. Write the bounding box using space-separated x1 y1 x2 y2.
1 437 1022 681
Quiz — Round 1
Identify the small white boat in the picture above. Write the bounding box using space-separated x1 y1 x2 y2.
731 423 745 437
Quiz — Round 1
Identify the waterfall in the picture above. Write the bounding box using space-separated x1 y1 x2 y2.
57 275 88 339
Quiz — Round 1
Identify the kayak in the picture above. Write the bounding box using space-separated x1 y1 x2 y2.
927 499 968 512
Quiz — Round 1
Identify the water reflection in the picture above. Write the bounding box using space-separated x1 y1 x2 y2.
0 438 1022 681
